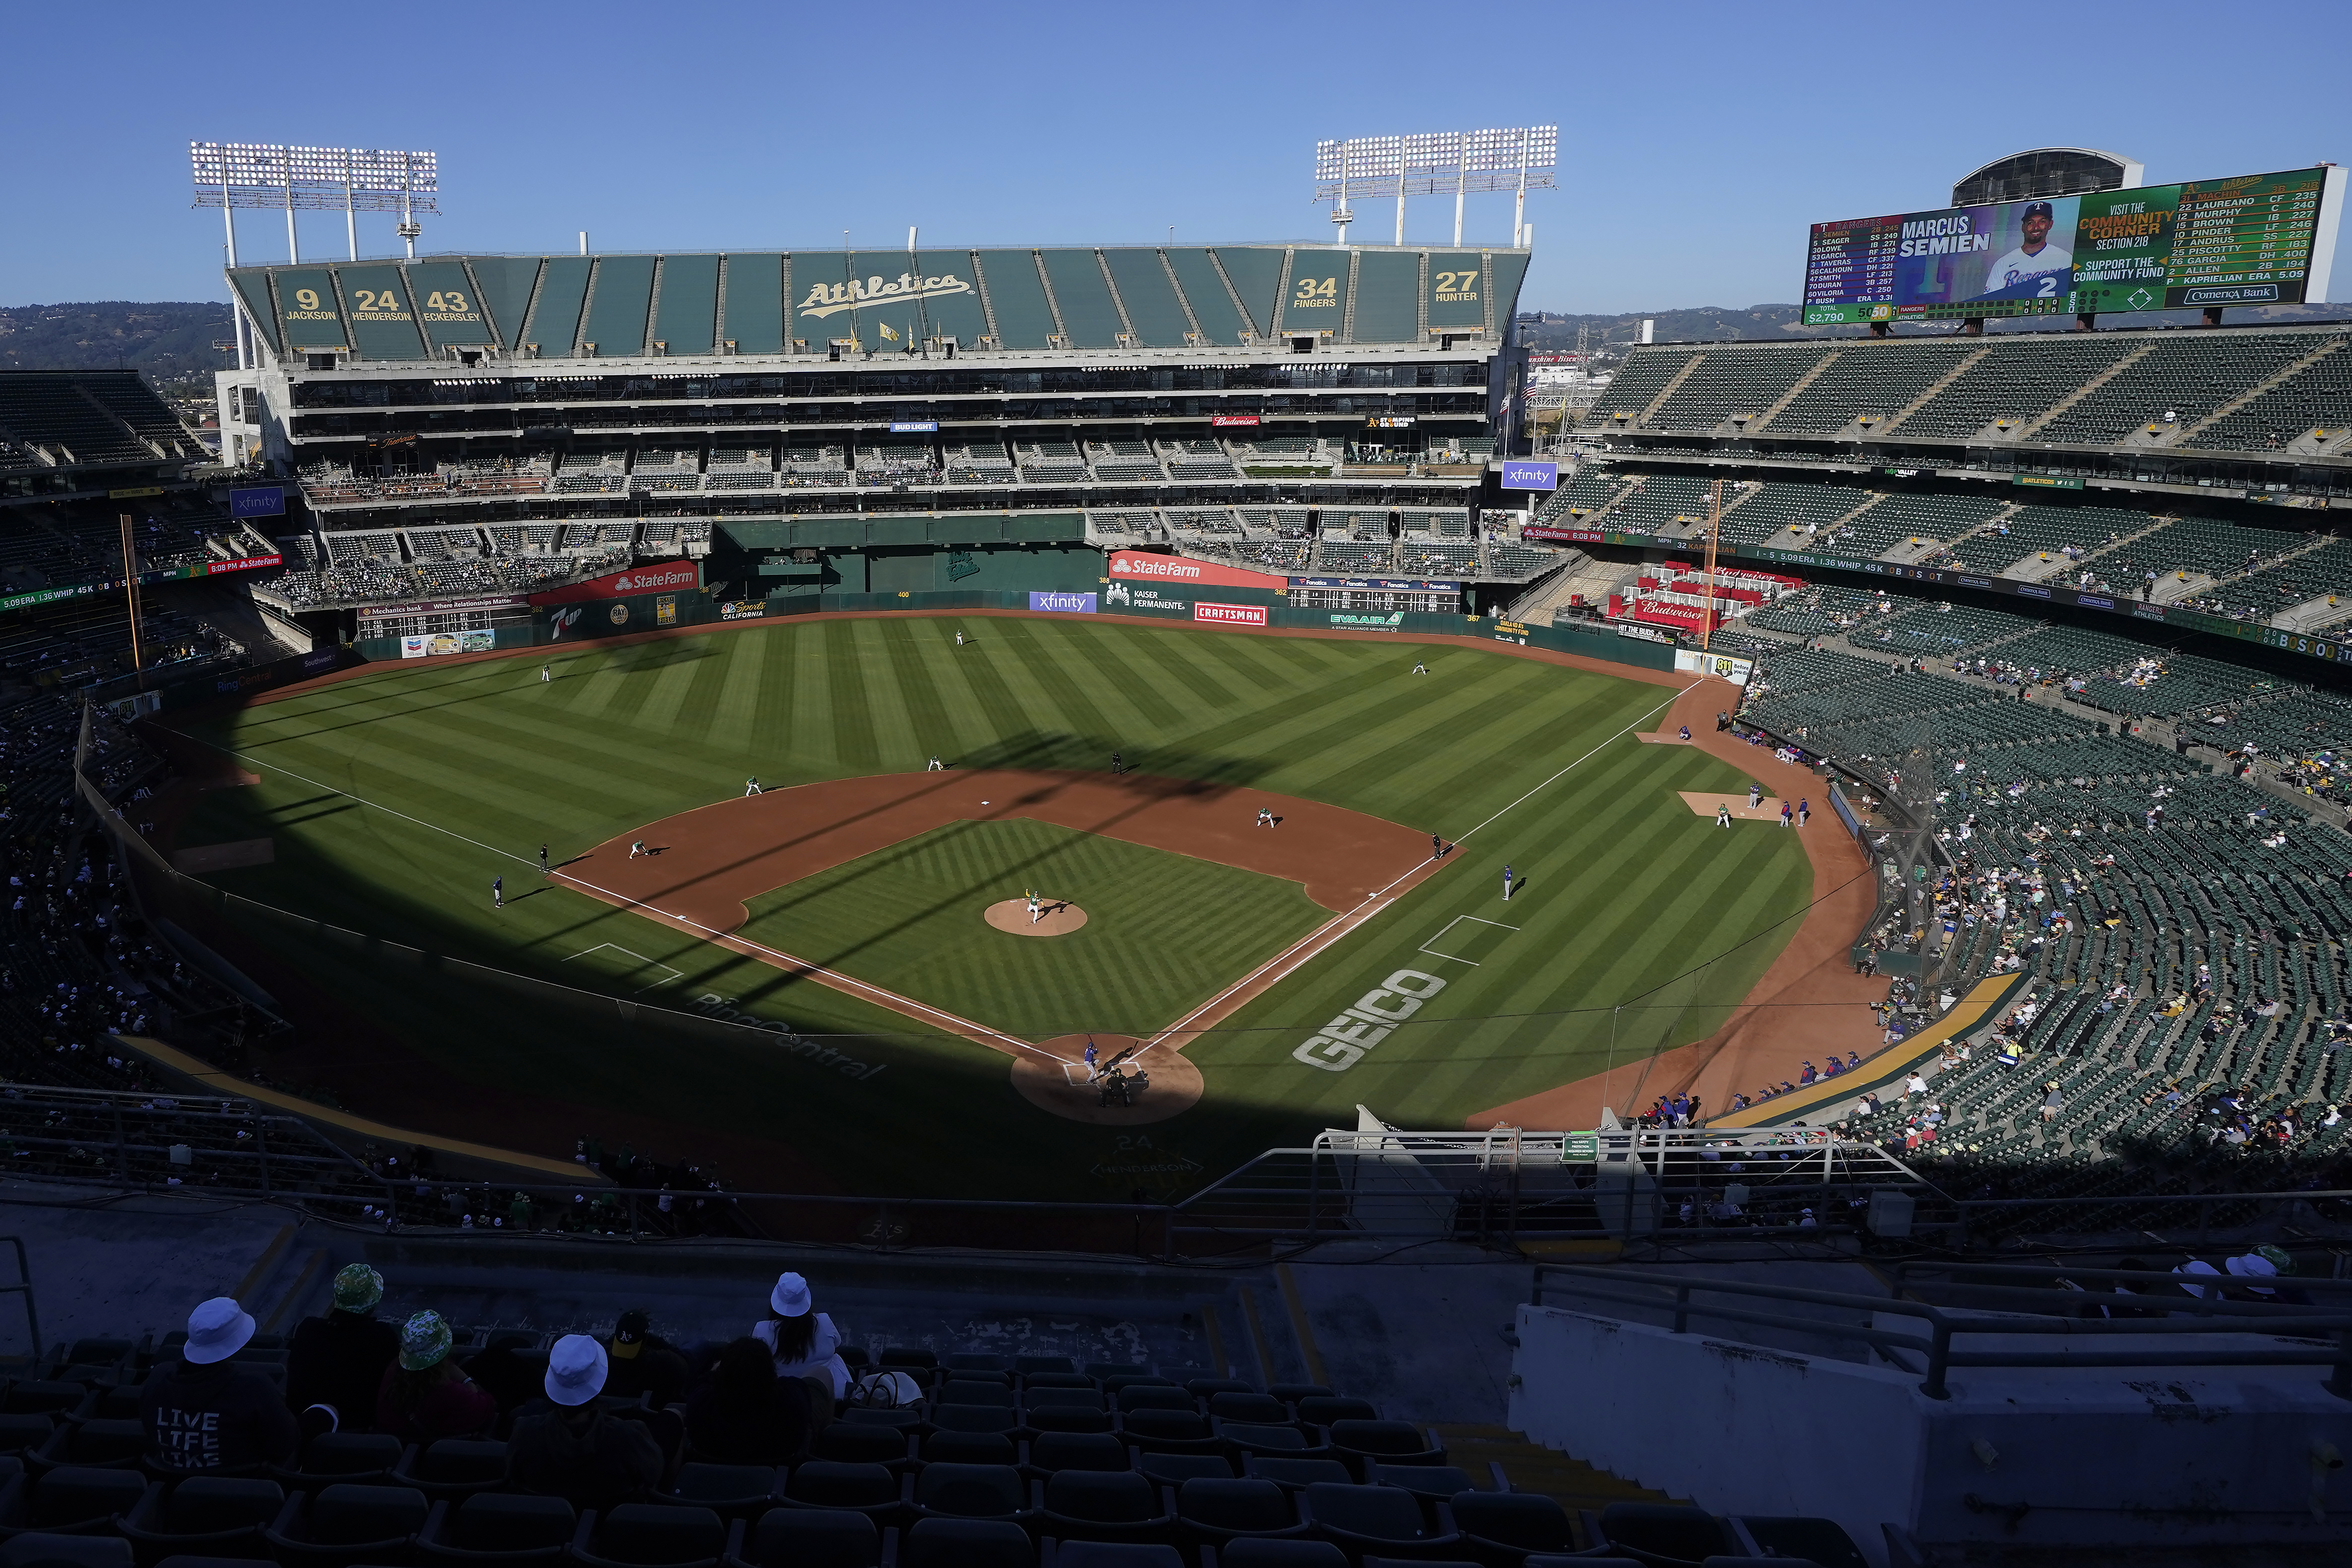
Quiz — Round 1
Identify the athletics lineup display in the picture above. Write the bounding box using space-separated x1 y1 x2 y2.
1802 166 2346 324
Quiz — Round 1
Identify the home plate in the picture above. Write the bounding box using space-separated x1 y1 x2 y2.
1680 791 1790 820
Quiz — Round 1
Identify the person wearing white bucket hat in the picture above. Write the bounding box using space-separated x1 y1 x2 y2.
506 1334 663 1510
753 1272 849 1400
140 1297 300 1471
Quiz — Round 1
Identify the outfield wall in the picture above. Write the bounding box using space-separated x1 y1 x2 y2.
346 585 1684 674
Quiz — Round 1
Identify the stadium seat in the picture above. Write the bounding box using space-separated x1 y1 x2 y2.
898 1517 1032 1568
1025 1409 1114 1437
909 1463 1030 1526
0 1424 53 1461
1215 1424 1332 1463
1083 1366 1147 1384
1134 1453 1230 1486
1241 1459 1351 1493
418 1493 578 1566
922 1430 1016 1469
930 1405 1020 1437
1117 1411 1217 1454
1025 1433 1126 1476
263 1481 430 1568
946 1356 1010 1376
1024 1389 1107 1413
1589 1504 1738 1563
568 1504 728 1568
1297 1483 1460 1559
1016 1359 1077 1378
1293 1399 1377 1427
1046 1544 1182 1568
940 1382 1016 1409
0 1537 132 1568
274 1433 407 1490
1183 1381 1255 1400
150 1558 280 1568
780 1463 904 1524
1035 1471 1170 1544
1450 1491 1574 1560
654 1466 779 1520
1205 1395 1288 1424
1263 1387 1330 1406
1172 1478 1306 1548
810 1424 913 1469
1212 1541 1347 1567
724 1508 880 1568
835 1409 920 1434
1368 1465 1483 1501
116 1476 285 1560
0 1392 88 1422
396 1440 512 1501
1114 1388 1192 1415
1327 1421 1445 1471
27 1421 142 1474
1728 1516 1869 1568
0 1468 148 1540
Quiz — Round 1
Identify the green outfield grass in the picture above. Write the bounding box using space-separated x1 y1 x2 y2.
170 615 1814 1198
735 819 1327 1040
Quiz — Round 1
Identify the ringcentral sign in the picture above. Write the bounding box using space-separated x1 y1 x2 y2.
1293 969 1447 1071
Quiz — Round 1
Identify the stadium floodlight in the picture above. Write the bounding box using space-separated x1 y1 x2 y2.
190 142 440 265
1314 126 1556 248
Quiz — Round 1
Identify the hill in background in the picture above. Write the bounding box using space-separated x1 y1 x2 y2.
0 302 232 399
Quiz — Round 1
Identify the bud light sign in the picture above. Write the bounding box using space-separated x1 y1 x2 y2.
1500 461 1558 491
229 486 286 519
1029 591 1097 614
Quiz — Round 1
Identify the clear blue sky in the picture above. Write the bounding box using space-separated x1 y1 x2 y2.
2 1 2344 314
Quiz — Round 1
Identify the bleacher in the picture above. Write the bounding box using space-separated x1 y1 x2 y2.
1602 474 1718 534
784 446 851 487
946 445 1016 484
1164 509 1239 537
2185 336 2352 451
2086 514 2311 596
1762 342 1971 435
0 373 178 471
1719 482 1867 550
856 443 938 482
704 448 778 492
1313 539 1393 574
2033 333 2327 447
1086 442 1165 483
1084 510 1158 539
1938 504 2138 574
1017 443 1089 484
1643 345 1834 433
1160 440 1237 480
1591 346 1700 421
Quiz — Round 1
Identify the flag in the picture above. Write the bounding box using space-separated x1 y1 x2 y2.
877 321 900 342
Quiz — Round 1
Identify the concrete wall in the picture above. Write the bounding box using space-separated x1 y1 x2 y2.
1508 1301 2352 1564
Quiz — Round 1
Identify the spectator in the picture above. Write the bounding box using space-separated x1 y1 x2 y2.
603 1310 690 1408
377 1310 497 1444
508 1335 663 1510
755 1272 849 1399
286 1263 400 1433
142 1297 300 1472
685 1337 815 1463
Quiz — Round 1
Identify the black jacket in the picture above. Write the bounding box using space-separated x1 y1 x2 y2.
286 1311 400 1430
507 1407 664 1511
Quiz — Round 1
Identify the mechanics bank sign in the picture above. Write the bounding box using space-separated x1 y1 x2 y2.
797 271 975 321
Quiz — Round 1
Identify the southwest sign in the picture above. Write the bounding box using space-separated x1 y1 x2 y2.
530 561 701 605
1105 551 1288 593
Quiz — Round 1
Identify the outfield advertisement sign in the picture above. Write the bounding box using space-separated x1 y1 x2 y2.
1673 649 1755 686
1106 551 1288 593
399 629 496 657
717 599 771 621
530 561 700 605
1101 579 1192 616
356 594 528 622
1194 601 1267 627
1290 577 1461 593
1028 591 1097 614
1292 969 1448 1072
1500 460 1558 491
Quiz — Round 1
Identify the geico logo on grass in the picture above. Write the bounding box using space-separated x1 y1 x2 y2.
1292 970 1446 1072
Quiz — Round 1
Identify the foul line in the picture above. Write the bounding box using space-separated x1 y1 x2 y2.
184 677 1696 1064
1142 680 1696 1052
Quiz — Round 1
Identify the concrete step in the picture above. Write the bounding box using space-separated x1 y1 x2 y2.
1433 1421 1682 1525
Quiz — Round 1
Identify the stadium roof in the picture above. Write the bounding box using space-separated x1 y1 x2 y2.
225 244 1530 361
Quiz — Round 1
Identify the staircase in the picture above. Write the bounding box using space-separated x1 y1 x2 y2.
1434 1423 1681 1528
1749 348 1845 432
2173 335 2351 447
2013 341 2160 439
1633 354 1708 428
1875 347 1991 436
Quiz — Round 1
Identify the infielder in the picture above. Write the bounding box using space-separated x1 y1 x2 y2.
492 876 503 909
745 776 762 797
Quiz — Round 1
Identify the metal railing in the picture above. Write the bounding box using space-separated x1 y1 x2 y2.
1530 1260 2352 1401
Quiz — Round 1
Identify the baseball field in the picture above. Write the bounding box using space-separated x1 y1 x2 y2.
162 613 1814 1200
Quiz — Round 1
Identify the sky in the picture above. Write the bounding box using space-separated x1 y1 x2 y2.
2 1 2347 315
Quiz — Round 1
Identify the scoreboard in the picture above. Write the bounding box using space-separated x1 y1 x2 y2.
1802 165 2347 325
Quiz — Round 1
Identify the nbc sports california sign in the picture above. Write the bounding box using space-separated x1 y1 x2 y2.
530 561 701 606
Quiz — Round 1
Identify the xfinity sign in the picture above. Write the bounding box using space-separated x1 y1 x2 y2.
228 486 286 519
1029 591 1097 614
1500 461 1558 492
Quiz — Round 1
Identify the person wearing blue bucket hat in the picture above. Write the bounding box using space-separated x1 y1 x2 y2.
140 1297 300 1471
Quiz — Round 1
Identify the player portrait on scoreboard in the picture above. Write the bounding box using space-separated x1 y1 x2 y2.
1974 198 2078 301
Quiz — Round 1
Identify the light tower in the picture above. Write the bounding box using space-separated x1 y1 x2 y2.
1314 127 1556 247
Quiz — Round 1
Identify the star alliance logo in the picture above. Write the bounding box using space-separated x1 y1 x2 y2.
798 273 975 321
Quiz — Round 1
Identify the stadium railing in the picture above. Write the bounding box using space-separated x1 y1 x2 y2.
1530 1260 2352 1401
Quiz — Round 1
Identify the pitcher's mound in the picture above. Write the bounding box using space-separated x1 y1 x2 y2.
986 897 1088 937
1010 1034 1203 1124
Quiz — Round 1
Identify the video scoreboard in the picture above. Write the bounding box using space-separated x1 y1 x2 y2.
1802 165 2347 325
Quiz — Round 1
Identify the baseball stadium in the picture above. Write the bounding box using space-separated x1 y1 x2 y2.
12 128 2352 1563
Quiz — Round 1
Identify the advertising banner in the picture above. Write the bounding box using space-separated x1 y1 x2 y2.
1500 460 1559 491
1290 576 1461 593
1673 648 1755 686
1194 602 1267 627
1210 415 1261 427
1028 590 1097 614
400 629 496 658
529 561 700 605
1107 551 1289 593
229 486 286 520
717 599 771 621
1803 165 2345 323
356 594 529 622
1101 579 1191 616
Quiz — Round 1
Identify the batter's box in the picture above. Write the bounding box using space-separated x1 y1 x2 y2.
1419 914 1519 966
563 942 685 993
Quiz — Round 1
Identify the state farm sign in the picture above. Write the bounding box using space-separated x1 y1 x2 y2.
1106 551 1287 593
530 561 701 606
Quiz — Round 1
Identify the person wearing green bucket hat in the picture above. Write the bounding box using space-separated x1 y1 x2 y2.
377 1308 496 1443
287 1262 401 1434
